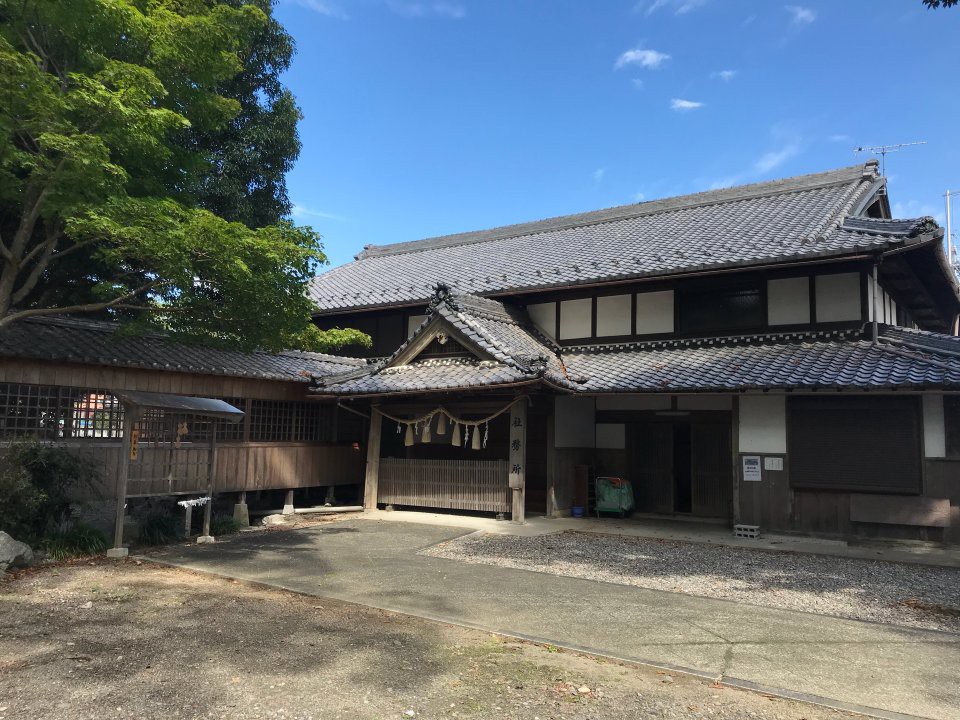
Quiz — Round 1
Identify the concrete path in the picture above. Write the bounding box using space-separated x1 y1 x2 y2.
153 519 960 720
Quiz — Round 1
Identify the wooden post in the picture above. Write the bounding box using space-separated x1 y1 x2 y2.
545 414 556 518
107 406 137 558
198 419 217 543
363 407 383 511
282 489 295 515
233 490 249 527
509 400 527 523
183 505 193 539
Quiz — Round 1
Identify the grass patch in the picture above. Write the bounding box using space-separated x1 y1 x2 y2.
41 523 108 560
210 515 242 536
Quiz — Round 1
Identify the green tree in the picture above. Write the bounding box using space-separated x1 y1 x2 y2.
923 0 958 7
0 0 366 353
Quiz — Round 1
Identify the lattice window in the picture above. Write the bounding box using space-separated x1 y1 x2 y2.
292 402 336 442
0 383 125 439
249 400 292 442
212 397 246 442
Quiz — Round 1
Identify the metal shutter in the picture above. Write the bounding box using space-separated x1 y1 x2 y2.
788 397 921 494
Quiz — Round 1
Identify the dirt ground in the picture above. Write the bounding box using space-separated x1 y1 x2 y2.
0 560 858 720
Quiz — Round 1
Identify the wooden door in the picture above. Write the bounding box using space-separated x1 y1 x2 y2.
628 422 673 513
690 421 733 519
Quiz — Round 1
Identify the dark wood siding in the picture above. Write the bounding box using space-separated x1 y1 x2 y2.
788 396 922 494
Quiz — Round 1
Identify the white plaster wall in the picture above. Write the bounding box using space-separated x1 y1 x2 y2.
815 272 862 323
527 302 556 339
407 314 427 338
596 423 626 449
559 298 592 340
636 290 674 335
554 396 596 447
923 394 946 458
596 294 632 337
767 277 810 325
738 395 786 453
596 395 672 410
677 395 733 411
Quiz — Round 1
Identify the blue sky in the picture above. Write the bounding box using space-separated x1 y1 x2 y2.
275 0 960 269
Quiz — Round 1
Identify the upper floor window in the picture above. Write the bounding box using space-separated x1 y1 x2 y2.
678 284 763 334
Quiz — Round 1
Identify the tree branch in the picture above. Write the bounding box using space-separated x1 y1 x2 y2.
0 280 165 327
12 224 60 304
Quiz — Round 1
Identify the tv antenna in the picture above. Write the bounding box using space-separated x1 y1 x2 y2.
853 141 927 176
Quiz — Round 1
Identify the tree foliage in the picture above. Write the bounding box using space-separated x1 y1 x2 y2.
0 0 362 353
923 0 958 7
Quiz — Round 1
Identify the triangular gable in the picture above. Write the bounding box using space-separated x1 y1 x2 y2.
387 314 496 367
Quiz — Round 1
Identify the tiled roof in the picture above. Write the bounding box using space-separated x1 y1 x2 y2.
0 315 364 382
313 288 559 394
308 162 927 313
311 292 960 396
557 328 960 393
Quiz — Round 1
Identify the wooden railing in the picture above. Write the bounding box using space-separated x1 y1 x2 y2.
378 458 511 513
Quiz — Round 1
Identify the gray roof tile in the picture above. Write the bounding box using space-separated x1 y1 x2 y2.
309 163 927 313
0 315 364 382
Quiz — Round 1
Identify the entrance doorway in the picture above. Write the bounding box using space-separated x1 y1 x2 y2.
627 414 732 518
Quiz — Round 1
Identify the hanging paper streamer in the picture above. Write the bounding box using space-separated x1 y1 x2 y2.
451 422 461 446
378 398 527 451
404 424 414 446
482 422 489 449
422 416 432 443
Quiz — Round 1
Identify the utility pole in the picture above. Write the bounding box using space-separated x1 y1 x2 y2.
946 190 958 270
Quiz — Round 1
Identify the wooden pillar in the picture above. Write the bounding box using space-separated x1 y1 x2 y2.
545 414 556 518
198 419 217 543
363 407 383 510
282 489 295 515
509 400 527 523
107 406 138 558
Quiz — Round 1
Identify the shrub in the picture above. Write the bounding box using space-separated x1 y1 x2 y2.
0 441 101 543
137 510 181 546
42 523 109 560
210 515 242 536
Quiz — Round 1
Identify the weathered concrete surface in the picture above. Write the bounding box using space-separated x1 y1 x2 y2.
154 519 960 720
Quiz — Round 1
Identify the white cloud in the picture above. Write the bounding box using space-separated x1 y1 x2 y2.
633 191 647 203
637 0 708 15
785 5 816 25
631 78 645 90
292 204 349 222
615 47 671 70
705 139 802 189
386 1 466 18
752 143 800 174
670 98 704 112
284 0 348 19
827 133 851 143
593 168 606 183
712 69 736 81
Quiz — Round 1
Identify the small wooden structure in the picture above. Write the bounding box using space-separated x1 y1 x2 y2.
107 390 244 557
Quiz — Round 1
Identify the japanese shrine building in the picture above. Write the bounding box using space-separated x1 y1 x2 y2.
309 161 960 541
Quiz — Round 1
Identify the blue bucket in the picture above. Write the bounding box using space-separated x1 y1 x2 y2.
571 506 584 518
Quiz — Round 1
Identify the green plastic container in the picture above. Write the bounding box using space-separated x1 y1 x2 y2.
594 476 635 516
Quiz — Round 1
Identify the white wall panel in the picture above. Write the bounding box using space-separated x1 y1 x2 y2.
767 277 810 325
738 395 786 453
636 290 674 335
527 302 556 339
406 314 427 338
559 298 592 340
923 394 946 458
596 294 632 337
815 272 862 323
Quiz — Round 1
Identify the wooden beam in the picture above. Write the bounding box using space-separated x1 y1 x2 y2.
363 407 383 510
509 400 527 523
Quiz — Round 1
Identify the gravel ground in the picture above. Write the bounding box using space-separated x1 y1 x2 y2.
423 531 960 633
0 561 856 720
